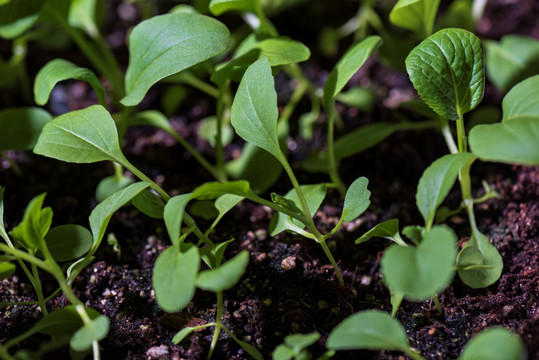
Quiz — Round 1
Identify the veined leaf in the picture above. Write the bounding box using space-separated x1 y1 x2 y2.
416 153 476 227
342 176 371 222
196 250 249 292
406 28 484 120
502 74 539 121
459 328 524 360
153 244 199 313
389 0 440 39
34 59 106 106
327 311 410 352
34 105 128 165
457 230 503 288
230 57 281 160
95 174 134 202
0 108 52 151
381 226 457 300
122 13 230 106
323 36 382 108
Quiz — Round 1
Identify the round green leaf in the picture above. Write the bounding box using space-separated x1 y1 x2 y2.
459 328 524 360
122 13 230 106
70 315 109 352
457 231 503 289
45 224 92 262
0 108 52 151
406 28 484 120
381 226 457 300
326 310 410 352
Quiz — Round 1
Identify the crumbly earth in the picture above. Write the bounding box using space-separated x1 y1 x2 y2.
1 0 538 359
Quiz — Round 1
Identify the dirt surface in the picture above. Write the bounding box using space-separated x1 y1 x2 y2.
1 0 538 359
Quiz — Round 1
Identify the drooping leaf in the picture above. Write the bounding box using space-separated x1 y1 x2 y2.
132 189 165 219
44 224 92 262
0 262 15 280
121 13 230 106
416 153 476 227
163 194 191 247
457 230 503 288
89 182 149 250
355 219 406 246
95 174 135 202
323 36 382 107
326 311 410 352
389 0 440 39
196 250 249 292
230 57 282 160
469 75 539 165
0 108 52 151
0 0 44 39
70 315 109 352
10 193 52 251
34 105 128 165
152 244 200 313
485 35 539 92
458 328 524 360
406 28 484 120
342 177 371 222
209 0 257 15
381 226 457 300
34 59 106 106
68 0 98 37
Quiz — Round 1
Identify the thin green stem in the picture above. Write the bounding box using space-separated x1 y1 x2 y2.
278 80 307 127
326 101 346 197
1 153 23 177
432 294 444 317
177 72 219 98
214 84 231 182
441 121 459 154
30 259 48 316
0 343 17 359
318 239 345 285
404 348 426 360
208 291 223 359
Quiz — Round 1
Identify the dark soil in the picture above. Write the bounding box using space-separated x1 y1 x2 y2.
1 1 538 360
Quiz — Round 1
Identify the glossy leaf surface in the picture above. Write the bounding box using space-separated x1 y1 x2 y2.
406 28 484 120
0 108 52 151
196 250 249 292
389 0 440 38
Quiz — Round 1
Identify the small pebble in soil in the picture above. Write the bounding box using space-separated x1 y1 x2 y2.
428 327 437 336
146 345 169 359
281 256 297 271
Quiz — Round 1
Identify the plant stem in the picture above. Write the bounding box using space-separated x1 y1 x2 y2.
318 239 345 285
326 101 347 197
215 84 231 181
404 348 426 360
176 72 219 98
208 291 224 360
0 343 16 360
432 294 444 317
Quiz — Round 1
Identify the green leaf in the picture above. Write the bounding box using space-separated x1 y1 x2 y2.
270 184 326 236
406 28 484 120
416 153 476 227
70 315 109 352
132 190 165 219
200 238 234 269
485 35 539 92
355 219 406 246
68 0 98 37
215 194 244 217
0 187 9 243
230 57 282 160
458 328 524 360
34 59 106 106
34 105 128 165
0 0 44 39
191 180 252 200
95 174 135 202
271 193 302 215
342 177 371 222
335 86 376 112
272 344 294 360
0 108 52 151
37 306 100 338
44 225 92 262
209 0 257 15
121 13 230 106
163 194 191 247
10 193 52 251
323 36 382 107
128 110 173 131
284 332 320 352
469 75 539 165
326 310 410 352
0 262 15 280
152 244 200 313
457 230 503 288
389 0 440 39
196 250 249 292
381 226 457 300
198 116 234 148
89 182 149 250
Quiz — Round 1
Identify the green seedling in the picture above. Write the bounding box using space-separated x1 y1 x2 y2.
326 310 524 360
273 332 335 360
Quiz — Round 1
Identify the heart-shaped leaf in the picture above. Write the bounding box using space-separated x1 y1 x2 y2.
416 153 476 228
196 250 249 292
342 176 371 222
381 226 457 300
406 28 484 120
34 59 106 106
122 13 230 106
70 315 109 352
457 230 503 288
327 311 410 353
0 108 52 151
44 224 92 262
389 0 440 39
152 244 200 313
34 105 128 165
230 57 282 160
458 328 524 360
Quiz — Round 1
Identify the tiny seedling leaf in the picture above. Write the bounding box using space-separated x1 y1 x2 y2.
122 13 230 106
44 225 92 262
36 306 100 338
196 250 249 292
416 153 476 227
200 238 235 269
0 0 44 39
10 193 52 252
326 310 410 352
0 108 52 151
191 181 252 200
284 332 320 352
381 226 457 300
152 244 200 313
458 328 524 360
34 105 129 165
457 230 503 288
342 176 371 222
323 36 382 107
34 59 106 106
163 194 191 247
95 174 135 202
355 219 405 246
389 0 441 39
406 28 484 120
209 0 257 15
70 315 109 352
230 57 282 160
132 190 165 219
215 194 244 217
